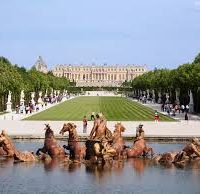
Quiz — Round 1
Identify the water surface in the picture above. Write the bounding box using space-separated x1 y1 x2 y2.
0 141 200 194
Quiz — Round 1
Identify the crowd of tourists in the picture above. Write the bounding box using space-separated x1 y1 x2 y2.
15 94 66 115
161 103 189 116
137 95 154 104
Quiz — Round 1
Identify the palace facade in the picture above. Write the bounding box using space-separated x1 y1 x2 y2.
52 64 147 87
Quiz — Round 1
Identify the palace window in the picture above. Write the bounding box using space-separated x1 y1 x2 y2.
111 74 113 80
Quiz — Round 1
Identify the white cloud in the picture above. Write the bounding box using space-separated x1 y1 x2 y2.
194 0 200 10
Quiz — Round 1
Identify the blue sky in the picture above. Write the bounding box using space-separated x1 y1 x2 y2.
0 0 200 70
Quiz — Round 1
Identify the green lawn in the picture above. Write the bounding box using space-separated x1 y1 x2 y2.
25 96 174 121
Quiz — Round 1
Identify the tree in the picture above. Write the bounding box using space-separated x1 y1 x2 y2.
193 53 200 64
0 56 72 111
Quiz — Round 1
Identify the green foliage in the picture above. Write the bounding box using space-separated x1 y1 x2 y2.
0 56 71 111
193 53 200 64
131 69 173 92
129 53 200 112
66 86 132 93
0 57 23 95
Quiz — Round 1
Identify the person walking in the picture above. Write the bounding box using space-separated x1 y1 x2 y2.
83 116 88 133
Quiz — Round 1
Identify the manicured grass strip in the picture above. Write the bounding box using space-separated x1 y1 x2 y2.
25 96 174 121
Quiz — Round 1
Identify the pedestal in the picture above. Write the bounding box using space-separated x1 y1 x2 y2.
20 100 25 106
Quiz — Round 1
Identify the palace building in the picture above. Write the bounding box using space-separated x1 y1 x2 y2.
52 64 147 87
33 56 48 74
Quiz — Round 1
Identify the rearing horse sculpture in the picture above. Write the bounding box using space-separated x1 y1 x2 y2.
0 130 16 157
60 123 86 162
126 139 154 158
0 130 36 162
111 123 127 160
36 124 65 158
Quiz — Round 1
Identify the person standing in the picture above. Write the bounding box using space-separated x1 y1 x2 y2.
91 112 95 121
154 111 160 122
25 105 29 114
181 105 185 113
83 116 88 133
185 104 189 113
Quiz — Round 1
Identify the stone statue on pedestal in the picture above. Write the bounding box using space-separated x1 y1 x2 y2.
158 92 162 104
152 90 155 103
50 89 53 97
6 91 12 112
147 89 150 101
165 93 170 104
175 89 180 104
53 90 56 96
20 90 25 105
44 90 48 98
189 90 194 113
31 92 35 104
37 91 43 110
38 91 43 104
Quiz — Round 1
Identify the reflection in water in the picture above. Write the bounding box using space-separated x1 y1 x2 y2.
85 160 125 184
41 158 82 173
128 158 151 174
0 141 200 193
43 159 58 172
0 157 13 168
